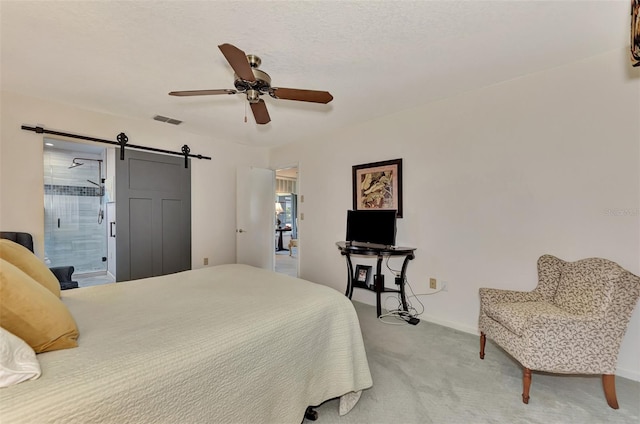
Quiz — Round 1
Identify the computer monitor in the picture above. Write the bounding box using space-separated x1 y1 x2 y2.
345 209 397 247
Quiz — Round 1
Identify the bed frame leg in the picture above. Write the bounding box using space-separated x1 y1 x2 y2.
304 406 318 421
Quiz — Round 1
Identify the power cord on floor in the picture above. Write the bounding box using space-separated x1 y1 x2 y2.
378 309 415 325
378 275 425 325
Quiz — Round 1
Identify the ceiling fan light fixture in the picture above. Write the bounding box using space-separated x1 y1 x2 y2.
246 89 260 104
246 54 261 68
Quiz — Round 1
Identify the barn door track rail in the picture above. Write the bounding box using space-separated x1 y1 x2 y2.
22 125 211 168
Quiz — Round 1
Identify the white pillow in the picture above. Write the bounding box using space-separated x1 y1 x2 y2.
0 327 41 387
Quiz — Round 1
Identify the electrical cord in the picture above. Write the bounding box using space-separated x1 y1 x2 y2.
377 275 425 325
378 310 414 325
384 257 400 275
410 287 446 296
376 262 448 325
403 277 425 316
378 295 409 325
377 259 442 324
383 295 402 314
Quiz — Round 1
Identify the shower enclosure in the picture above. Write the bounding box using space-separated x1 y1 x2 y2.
43 142 107 276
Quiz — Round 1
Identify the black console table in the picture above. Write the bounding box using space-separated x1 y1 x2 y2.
336 241 417 322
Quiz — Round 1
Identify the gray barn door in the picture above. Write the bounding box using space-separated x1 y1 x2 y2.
115 150 191 281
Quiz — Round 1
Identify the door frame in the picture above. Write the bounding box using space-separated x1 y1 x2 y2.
274 163 300 277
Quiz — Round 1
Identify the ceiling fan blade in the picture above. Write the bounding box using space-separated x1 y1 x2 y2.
270 88 333 104
218 43 256 82
250 100 271 125
169 89 236 96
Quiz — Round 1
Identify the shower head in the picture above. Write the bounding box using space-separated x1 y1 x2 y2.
69 159 84 168
69 157 102 169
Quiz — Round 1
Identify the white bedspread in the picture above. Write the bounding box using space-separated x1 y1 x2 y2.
0 264 372 423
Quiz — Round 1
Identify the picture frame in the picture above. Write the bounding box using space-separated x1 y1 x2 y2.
354 264 373 288
632 0 640 67
352 158 403 218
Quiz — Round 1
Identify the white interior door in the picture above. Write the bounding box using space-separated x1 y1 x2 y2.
236 166 275 269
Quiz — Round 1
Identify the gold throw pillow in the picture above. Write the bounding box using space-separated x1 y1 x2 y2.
0 259 79 353
0 239 61 298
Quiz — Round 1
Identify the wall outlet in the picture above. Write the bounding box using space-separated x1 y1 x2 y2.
203 257 209 266
429 277 437 289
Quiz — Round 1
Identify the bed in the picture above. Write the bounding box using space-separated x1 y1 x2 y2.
0 264 373 423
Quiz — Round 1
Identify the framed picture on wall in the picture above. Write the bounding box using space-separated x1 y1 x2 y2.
354 264 373 288
352 158 403 218
632 0 640 67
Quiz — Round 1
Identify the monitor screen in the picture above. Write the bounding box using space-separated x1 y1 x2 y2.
346 210 397 247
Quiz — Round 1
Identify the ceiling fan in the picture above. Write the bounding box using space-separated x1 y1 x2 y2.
169 43 333 125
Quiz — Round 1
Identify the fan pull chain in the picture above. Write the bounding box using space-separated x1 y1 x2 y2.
244 102 247 123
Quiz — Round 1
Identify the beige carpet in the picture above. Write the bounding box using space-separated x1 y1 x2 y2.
275 249 298 277
307 301 639 424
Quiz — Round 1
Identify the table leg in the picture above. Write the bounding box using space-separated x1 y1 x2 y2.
276 230 290 251
399 255 417 322
376 256 383 317
343 252 354 298
277 231 284 251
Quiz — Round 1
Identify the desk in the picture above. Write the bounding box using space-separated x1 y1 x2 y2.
276 227 291 251
336 241 417 321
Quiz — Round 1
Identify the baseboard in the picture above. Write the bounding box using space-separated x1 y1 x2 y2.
614 367 640 382
418 314 640 382
418 313 478 335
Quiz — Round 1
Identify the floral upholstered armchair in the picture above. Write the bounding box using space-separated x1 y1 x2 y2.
478 254 640 409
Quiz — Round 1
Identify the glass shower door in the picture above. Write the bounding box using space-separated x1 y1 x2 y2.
43 148 107 274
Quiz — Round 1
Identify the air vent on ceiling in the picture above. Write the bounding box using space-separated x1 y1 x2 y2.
153 115 183 125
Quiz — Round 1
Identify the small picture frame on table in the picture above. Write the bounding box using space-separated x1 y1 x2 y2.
354 265 373 289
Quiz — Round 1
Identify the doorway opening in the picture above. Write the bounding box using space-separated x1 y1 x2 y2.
43 138 114 287
275 167 298 277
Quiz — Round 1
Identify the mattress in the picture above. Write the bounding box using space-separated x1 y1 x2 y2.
0 264 372 423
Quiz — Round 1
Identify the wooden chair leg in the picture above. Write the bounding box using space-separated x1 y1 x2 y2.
602 374 619 409
522 368 532 404
479 332 486 359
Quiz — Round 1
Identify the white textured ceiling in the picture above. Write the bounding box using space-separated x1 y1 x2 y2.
0 1 631 148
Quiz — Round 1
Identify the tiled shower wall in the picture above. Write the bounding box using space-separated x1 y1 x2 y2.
43 147 107 274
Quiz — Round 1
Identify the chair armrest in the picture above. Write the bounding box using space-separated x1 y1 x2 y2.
49 266 75 283
479 288 541 318
525 313 614 374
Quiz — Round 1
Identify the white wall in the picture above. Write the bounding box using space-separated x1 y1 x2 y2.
269 48 640 380
0 90 269 268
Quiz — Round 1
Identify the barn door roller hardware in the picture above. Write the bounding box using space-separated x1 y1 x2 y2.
22 125 211 168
